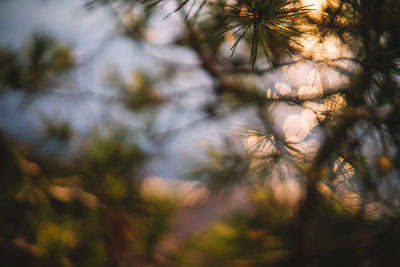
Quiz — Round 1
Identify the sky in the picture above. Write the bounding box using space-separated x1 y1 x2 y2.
0 0 338 180
0 0 234 178
0 0 111 48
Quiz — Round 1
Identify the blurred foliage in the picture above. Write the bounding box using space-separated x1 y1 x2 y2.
0 32 74 94
191 141 250 192
107 69 165 111
1 0 400 266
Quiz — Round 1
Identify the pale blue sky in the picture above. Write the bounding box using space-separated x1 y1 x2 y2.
0 0 232 178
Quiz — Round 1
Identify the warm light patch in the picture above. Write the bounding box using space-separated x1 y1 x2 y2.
266 82 292 99
283 114 310 143
304 69 323 95
301 0 327 14
244 134 275 156
274 82 292 96
141 176 209 207
271 165 303 206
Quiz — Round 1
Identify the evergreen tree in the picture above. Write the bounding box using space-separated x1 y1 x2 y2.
1 0 400 266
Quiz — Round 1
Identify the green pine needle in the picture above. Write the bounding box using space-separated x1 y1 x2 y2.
223 0 311 70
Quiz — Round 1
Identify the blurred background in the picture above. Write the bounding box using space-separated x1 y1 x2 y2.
1 0 400 266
